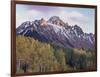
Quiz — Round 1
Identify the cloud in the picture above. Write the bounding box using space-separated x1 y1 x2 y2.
16 9 89 33
67 11 88 23
16 10 43 27
16 5 94 33
65 12 89 33
53 10 91 33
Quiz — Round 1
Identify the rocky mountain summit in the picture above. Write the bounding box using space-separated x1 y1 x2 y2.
16 16 95 50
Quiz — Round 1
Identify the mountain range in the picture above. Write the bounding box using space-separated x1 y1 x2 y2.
16 16 95 50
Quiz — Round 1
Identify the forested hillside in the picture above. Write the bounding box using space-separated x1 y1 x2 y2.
16 35 96 73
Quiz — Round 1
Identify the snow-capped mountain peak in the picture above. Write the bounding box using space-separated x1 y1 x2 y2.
48 16 66 27
16 16 95 50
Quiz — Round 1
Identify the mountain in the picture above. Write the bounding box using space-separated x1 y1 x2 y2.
47 16 66 27
16 16 95 50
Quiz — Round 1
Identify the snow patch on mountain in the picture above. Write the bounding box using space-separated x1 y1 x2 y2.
16 16 95 50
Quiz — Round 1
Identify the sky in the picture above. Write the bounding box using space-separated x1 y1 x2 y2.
16 4 95 34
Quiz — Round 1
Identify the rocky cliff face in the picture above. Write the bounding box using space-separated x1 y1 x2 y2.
16 16 95 50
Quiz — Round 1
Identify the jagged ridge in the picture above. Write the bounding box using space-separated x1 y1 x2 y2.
16 16 95 50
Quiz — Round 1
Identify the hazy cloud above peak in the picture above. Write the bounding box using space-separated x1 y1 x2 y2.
16 4 95 34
